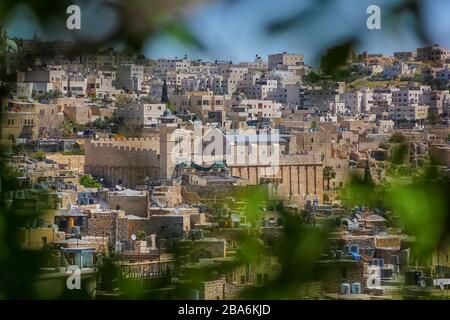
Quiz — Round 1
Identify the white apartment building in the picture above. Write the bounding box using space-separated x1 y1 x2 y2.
165 71 196 87
87 71 114 98
269 84 305 107
389 104 428 121
61 74 87 96
328 101 347 114
341 89 374 113
230 98 282 119
368 64 384 75
419 89 449 115
377 119 395 133
373 87 397 107
154 58 191 74
117 102 166 127
382 62 415 79
14 82 55 97
200 75 224 94
250 77 278 100
392 87 422 106
21 65 65 92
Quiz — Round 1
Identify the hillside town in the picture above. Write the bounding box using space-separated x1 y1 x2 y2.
1 30 450 300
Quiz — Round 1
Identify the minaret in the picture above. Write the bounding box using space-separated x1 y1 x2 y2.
158 109 177 179
67 73 72 97
161 79 169 103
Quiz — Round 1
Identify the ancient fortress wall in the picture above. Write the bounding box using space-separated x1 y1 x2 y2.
84 138 161 187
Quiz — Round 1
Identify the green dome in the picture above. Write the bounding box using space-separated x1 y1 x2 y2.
5 38 18 53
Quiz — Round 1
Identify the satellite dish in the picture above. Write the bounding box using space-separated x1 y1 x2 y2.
152 196 167 208
230 213 240 222
131 234 137 241
418 279 426 288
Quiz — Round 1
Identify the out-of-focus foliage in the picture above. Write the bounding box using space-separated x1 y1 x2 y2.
79 174 101 188
0 0 207 53
320 39 358 76
1 0 449 300
242 209 329 299
0 156 41 298
342 162 450 259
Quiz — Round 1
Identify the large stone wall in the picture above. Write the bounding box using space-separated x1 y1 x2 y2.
200 278 226 300
229 154 324 205
84 138 160 187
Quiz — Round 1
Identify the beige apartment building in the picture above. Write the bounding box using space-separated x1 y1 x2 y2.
1 101 39 142
268 52 304 70
416 45 450 62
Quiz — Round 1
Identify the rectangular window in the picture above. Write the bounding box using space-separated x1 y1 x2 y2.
341 267 347 280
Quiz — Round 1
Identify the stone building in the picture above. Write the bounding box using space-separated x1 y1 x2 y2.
315 260 365 294
1 101 39 142
107 189 149 218
85 208 128 247
84 137 160 187
228 153 324 205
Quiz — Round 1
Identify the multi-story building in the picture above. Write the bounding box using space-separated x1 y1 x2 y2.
392 87 421 106
341 89 374 113
116 64 144 92
436 67 450 81
117 102 167 127
61 73 87 96
154 58 191 74
219 64 248 95
86 71 114 99
393 51 417 61
389 104 428 122
416 45 450 62
250 76 278 100
229 98 282 120
382 62 415 79
1 101 39 142
303 81 345 111
268 52 304 70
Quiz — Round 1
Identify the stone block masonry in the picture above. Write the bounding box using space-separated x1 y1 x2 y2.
84 138 160 187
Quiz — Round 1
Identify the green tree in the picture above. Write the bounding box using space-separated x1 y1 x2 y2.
63 119 74 137
363 160 374 186
79 175 101 188
389 132 406 143
323 166 336 190
29 150 45 161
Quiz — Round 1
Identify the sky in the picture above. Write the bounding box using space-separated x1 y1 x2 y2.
5 0 450 65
